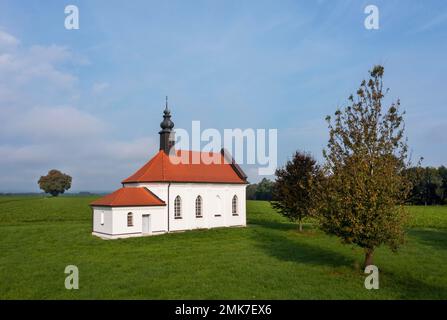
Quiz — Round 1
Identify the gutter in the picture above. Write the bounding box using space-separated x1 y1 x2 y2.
167 182 171 232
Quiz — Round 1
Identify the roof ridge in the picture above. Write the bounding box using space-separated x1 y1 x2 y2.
220 148 248 181
177 149 221 155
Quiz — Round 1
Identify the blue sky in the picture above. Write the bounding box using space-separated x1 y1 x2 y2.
0 0 446 192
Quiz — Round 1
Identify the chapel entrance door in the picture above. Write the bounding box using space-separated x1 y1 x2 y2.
214 195 225 227
142 214 151 235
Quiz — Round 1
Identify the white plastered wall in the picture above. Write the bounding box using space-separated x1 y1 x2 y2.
124 182 247 232
92 206 113 236
92 205 167 239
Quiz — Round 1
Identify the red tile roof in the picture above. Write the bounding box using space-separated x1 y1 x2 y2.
90 187 166 207
122 150 248 184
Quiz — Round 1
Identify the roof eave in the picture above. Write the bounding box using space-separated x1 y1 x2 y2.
90 203 166 208
122 180 248 184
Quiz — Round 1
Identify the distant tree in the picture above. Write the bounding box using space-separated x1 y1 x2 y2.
320 65 411 267
246 178 275 201
272 151 323 232
404 166 425 204
246 183 258 200
417 168 443 205
256 178 275 201
38 169 72 197
405 166 443 205
436 166 447 204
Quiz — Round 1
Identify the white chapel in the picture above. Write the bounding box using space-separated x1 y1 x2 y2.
90 102 248 239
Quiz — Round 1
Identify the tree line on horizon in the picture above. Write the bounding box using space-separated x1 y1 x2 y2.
404 166 447 205
247 165 447 206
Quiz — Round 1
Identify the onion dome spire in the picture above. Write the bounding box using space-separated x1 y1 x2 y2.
160 96 174 133
159 96 175 153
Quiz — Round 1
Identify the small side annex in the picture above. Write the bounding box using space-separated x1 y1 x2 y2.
91 187 167 239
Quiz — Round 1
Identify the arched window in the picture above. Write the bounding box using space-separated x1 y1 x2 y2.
127 212 133 226
174 196 182 219
195 196 203 218
232 195 238 215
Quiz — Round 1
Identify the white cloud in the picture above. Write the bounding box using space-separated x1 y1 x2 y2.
1 106 106 141
0 29 19 49
0 46 77 88
0 30 159 192
0 34 78 112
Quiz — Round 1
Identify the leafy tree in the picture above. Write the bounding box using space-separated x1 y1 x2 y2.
256 178 275 200
246 183 258 200
437 166 447 204
272 151 323 232
405 166 443 205
246 178 275 201
320 65 411 267
417 168 443 205
38 169 72 197
404 166 425 204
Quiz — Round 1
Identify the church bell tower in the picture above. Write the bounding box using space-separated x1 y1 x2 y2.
159 97 175 154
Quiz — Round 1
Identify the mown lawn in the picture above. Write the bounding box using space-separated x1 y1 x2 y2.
0 196 446 299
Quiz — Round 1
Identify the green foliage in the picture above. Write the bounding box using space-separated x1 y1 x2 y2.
0 197 446 299
440 166 447 202
246 178 275 201
38 169 72 197
405 166 446 205
272 151 323 231
321 65 411 266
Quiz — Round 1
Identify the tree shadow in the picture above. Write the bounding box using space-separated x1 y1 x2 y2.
248 217 298 232
250 221 355 269
383 269 447 299
407 228 447 251
249 214 447 297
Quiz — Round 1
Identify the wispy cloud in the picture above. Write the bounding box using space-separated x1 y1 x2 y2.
0 30 159 192
0 29 19 48
415 11 447 32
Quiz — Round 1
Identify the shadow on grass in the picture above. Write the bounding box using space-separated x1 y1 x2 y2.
251 216 447 298
248 218 298 231
250 218 355 269
383 269 447 299
407 228 447 251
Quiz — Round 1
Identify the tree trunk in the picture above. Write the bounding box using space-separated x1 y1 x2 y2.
364 249 374 267
298 219 303 232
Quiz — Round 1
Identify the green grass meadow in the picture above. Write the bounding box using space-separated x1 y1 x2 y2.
0 196 446 299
